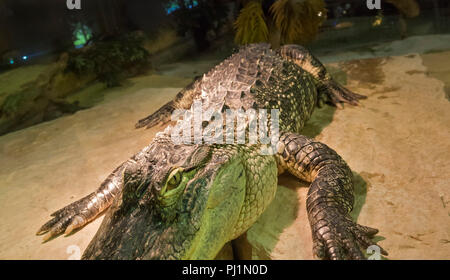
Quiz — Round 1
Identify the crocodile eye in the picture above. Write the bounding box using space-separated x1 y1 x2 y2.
161 167 185 196
167 171 182 191
159 168 186 207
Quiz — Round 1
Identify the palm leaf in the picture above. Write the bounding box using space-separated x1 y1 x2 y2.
234 1 269 45
386 0 420 18
270 0 326 45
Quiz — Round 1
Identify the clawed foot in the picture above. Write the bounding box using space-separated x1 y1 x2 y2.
135 113 162 129
323 79 367 108
36 200 89 242
311 210 387 260
135 101 175 129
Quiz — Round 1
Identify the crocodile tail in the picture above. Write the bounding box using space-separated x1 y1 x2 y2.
278 44 366 107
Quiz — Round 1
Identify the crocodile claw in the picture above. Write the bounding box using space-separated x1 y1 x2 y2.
37 202 89 242
311 210 388 260
324 79 367 108
135 101 175 129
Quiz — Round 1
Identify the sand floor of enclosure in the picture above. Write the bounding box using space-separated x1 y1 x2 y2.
0 51 449 260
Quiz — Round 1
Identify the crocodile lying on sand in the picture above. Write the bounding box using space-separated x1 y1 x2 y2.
37 43 387 260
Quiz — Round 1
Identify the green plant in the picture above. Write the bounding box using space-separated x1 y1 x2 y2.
234 0 327 46
66 32 150 87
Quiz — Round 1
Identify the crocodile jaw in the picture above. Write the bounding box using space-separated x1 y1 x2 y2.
183 157 246 259
82 146 247 260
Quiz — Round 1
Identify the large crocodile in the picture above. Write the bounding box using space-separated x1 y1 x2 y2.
37 43 387 260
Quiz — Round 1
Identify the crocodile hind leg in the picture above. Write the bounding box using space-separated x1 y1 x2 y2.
135 76 201 129
36 158 137 241
276 132 387 259
279 45 366 107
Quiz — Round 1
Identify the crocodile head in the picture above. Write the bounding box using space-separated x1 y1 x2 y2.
82 136 247 260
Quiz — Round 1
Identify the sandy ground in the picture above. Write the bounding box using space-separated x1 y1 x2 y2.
0 49 449 259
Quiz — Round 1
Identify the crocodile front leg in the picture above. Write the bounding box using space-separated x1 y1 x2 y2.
36 158 135 241
276 132 387 259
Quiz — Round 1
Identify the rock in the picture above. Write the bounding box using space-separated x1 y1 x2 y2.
0 53 95 135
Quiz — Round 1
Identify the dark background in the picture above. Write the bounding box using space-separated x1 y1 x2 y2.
0 0 448 58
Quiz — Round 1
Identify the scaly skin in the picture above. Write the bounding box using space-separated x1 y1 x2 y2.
37 43 385 260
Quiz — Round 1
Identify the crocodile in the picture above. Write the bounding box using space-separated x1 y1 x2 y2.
37 43 387 260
